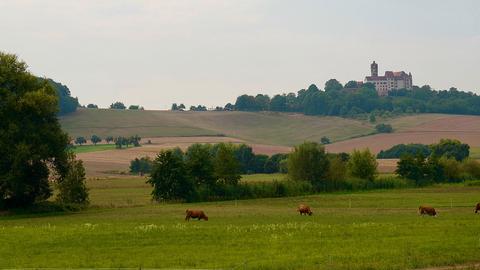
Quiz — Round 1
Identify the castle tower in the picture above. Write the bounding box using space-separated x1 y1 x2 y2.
371 61 378 77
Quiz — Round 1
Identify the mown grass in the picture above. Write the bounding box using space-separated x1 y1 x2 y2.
1 178 480 269
71 144 117 154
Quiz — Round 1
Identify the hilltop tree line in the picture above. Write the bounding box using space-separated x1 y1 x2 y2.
229 80 480 116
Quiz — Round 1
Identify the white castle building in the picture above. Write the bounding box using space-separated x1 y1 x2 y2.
365 61 413 96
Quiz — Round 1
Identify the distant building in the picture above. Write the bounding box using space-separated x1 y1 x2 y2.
365 61 412 96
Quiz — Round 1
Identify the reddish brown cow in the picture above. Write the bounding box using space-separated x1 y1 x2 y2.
419 206 437 216
475 203 480 214
185 209 208 221
298 204 313 216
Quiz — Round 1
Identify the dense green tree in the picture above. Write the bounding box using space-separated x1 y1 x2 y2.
324 79 343 93
130 156 153 175
105 136 114 144
254 94 270 111
56 154 89 205
235 94 259 111
171 103 179 110
86 104 98 109
396 154 429 185
90 135 101 145
264 153 288 173
233 144 256 174
110 102 126 110
377 144 431 159
147 150 194 201
375 123 393 133
214 143 241 185
0 52 71 208
287 142 330 187
270 94 287 112
129 105 140 110
347 149 378 181
75 136 87 145
40 78 79 115
430 139 469 161
344 80 359 88
185 144 216 187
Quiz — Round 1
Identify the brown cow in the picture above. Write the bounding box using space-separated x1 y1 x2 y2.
475 203 480 214
419 206 437 216
185 209 208 221
298 204 313 216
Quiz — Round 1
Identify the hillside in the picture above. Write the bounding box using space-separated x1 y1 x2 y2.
60 108 374 146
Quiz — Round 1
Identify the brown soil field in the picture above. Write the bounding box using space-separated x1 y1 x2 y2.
326 115 480 154
78 136 291 176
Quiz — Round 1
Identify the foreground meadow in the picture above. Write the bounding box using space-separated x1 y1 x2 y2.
0 178 479 269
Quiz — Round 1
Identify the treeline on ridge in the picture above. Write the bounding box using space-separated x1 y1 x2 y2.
230 80 480 116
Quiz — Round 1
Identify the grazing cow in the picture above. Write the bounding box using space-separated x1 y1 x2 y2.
185 209 208 221
298 204 313 216
475 203 480 214
419 206 437 216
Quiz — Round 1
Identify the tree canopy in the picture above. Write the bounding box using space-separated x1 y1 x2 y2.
0 52 76 208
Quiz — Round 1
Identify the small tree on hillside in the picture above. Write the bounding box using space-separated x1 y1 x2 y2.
105 136 114 144
147 150 194 201
375 123 393 133
320 136 331 145
86 104 98 109
75 136 87 146
110 102 126 110
90 135 102 145
347 149 378 181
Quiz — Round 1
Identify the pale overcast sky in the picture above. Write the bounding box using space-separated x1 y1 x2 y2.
1 0 479 109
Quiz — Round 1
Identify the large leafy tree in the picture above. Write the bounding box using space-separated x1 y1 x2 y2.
0 52 71 208
147 150 194 201
287 142 330 187
214 143 241 185
185 143 216 187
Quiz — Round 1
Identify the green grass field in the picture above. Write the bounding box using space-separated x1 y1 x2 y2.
471 147 480 159
1 177 480 269
72 144 117 154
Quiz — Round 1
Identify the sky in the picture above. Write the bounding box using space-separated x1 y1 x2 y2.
1 0 479 109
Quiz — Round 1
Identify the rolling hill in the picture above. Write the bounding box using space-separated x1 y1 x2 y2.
60 108 375 146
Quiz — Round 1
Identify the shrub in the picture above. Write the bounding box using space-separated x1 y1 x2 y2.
462 158 480 179
347 149 378 181
430 139 470 161
377 144 431 159
375 123 393 133
438 157 463 182
130 156 153 175
56 156 89 205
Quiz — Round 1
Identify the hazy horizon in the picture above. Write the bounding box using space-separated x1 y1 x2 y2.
1 0 479 109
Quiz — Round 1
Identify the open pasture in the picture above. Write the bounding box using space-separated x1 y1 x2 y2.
1 181 480 269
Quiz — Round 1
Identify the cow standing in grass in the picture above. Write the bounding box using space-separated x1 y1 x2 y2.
185 209 208 221
298 204 313 216
419 206 437 216
475 203 480 213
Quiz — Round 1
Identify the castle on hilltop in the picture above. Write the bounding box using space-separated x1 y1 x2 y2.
365 61 412 96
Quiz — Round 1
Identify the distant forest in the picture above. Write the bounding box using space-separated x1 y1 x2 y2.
230 80 480 116
38 77 79 115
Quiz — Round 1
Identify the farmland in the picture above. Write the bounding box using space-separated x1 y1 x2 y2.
1 178 480 269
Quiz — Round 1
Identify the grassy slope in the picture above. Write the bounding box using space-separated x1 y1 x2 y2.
72 144 117 154
1 179 479 269
60 109 374 146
